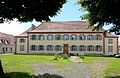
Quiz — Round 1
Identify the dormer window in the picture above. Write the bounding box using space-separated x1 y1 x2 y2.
6 40 10 44
1 39 5 44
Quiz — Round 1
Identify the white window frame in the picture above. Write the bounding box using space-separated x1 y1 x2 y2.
20 45 24 51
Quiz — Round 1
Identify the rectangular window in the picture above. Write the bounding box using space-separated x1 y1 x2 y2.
71 35 77 40
63 35 69 40
46 45 53 51
55 45 62 51
108 46 113 52
87 35 94 40
31 35 37 40
20 45 24 51
79 35 86 40
20 39 25 43
6 47 8 52
47 35 53 40
55 35 61 40
38 35 45 40
95 45 102 52
10 48 12 51
30 45 37 51
70 45 77 51
38 45 44 51
79 45 86 51
87 45 94 51
96 35 102 40
108 39 113 44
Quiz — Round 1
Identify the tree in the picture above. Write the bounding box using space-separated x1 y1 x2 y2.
0 60 4 78
0 0 67 23
79 0 120 34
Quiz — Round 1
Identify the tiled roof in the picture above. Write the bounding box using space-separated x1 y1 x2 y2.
28 21 104 33
0 32 15 44
19 24 36 36
106 32 118 38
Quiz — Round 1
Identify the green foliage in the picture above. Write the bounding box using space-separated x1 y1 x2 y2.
61 54 69 59
79 0 120 34
0 0 67 23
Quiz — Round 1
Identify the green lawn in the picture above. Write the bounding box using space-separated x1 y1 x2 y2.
81 56 120 78
0 54 120 78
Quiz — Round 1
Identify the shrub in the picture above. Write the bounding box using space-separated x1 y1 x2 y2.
62 54 69 59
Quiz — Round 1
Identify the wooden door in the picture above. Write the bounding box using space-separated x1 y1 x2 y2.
63 44 69 54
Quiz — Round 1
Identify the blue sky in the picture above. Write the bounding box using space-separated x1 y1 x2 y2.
0 0 110 36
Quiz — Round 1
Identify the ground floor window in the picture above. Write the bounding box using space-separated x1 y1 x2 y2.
87 45 94 51
30 45 37 51
70 45 77 51
95 45 102 52
108 46 113 52
20 45 24 51
10 48 12 51
79 45 86 51
46 45 53 51
55 45 62 51
38 45 44 51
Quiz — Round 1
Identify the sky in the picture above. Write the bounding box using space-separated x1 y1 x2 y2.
0 0 86 36
0 0 112 36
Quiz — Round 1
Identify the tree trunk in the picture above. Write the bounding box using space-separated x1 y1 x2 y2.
0 60 4 78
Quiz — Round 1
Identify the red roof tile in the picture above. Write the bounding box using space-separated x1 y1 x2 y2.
0 32 15 44
28 21 104 33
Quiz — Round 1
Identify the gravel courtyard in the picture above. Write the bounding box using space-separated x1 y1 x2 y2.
32 63 92 78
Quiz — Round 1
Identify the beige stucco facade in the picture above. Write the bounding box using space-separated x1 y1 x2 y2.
15 21 119 55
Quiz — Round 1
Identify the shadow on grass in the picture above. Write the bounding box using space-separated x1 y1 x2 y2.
105 75 120 78
36 73 63 78
3 72 63 78
4 72 35 78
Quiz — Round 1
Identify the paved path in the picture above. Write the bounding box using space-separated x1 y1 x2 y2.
69 56 83 63
32 62 92 78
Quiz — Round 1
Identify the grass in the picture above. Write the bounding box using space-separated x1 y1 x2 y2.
1 54 120 78
80 56 120 78
0 54 72 74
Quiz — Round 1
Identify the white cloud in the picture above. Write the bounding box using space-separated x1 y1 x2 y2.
0 20 40 36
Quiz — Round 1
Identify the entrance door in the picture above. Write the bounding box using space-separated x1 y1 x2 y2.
63 44 69 54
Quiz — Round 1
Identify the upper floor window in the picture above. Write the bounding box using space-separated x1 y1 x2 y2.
46 45 53 51
63 34 69 40
108 46 113 52
38 35 45 40
79 35 86 40
47 35 53 41
31 35 37 40
96 35 102 40
30 45 37 51
108 39 113 44
87 35 94 40
87 45 94 51
70 45 77 51
95 45 102 52
71 34 77 40
55 45 62 51
79 45 86 51
20 39 25 43
20 45 24 51
55 35 61 40
38 45 45 51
